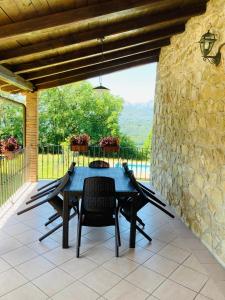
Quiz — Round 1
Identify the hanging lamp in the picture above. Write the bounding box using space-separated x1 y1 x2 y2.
93 38 110 92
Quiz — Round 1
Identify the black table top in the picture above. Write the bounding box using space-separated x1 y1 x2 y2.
63 166 137 196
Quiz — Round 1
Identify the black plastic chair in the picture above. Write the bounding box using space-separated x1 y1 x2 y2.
76 176 120 257
120 170 174 242
89 160 110 168
17 171 78 242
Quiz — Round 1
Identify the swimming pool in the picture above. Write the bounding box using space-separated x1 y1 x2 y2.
115 162 150 177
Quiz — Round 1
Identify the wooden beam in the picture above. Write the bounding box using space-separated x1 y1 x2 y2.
24 46 162 80
12 30 173 74
0 0 162 42
0 65 34 91
2 56 157 93
37 57 157 90
0 3 206 63
32 50 160 85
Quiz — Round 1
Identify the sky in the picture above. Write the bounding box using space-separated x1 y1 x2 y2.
88 63 157 104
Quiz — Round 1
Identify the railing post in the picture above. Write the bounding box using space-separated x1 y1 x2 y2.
25 91 38 182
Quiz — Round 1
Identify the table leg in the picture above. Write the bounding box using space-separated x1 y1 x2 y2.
129 201 136 248
62 191 69 248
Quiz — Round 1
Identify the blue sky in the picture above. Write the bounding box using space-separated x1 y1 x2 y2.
88 62 157 104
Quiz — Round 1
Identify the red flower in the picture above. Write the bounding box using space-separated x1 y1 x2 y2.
99 136 119 147
70 134 90 145
1 136 20 153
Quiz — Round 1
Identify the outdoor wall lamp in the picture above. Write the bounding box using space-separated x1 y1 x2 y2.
199 30 225 66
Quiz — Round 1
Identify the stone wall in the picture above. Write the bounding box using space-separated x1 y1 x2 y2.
151 0 225 265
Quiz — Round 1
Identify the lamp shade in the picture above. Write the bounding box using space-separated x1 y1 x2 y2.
199 30 217 57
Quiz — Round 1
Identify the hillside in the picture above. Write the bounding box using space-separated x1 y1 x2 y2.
119 102 154 147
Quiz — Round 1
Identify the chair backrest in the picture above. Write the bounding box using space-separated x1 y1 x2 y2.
46 171 71 201
122 162 129 174
68 162 76 174
82 176 116 214
89 160 110 168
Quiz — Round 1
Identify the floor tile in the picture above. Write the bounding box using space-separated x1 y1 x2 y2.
32 267 75 297
59 257 98 279
151 228 177 243
27 239 59 254
2 223 31 237
0 268 28 296
15 229 42 244
125 265 165 293
0 258 11 273
42 246 75 265
200 279 225 300
84 229 113 242
202 263 225 280
137 238 167 253
80 266 121 294
158 244 190 264
122 246 154 264
2 245 37 266
153 279 196 300
144 254 179 277
51 281 99 300
104 279 149 300
192 250 217 264
183 255 208 275
195 294 211 300
103 257 139 277
171 238 206 251
0 282 48 300
170 265 208 292
83 245 115 265
15 255 55 280
102 237 130 253
0 237 22 255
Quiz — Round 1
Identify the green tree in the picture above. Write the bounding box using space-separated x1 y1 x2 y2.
39 82 123 145
0 99 24 145
143 129 153 158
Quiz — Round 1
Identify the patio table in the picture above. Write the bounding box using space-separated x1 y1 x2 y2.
62 166 138 249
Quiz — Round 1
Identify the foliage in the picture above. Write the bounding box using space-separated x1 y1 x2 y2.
143 129 153 158
0 99 24 145
39 82 123 145
99 136 119 147
70 134 90 145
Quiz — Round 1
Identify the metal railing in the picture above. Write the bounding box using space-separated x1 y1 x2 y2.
0 149 27 207
38 145 151 181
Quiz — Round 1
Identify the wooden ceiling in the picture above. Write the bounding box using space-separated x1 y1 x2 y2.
0 0 208 93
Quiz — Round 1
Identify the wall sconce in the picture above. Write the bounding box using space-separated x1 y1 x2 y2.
199 30 225 66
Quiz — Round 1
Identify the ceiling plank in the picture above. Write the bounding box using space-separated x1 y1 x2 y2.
11 30 174 73
32 50 160 84
0 65 34 91
0 0 162 42
24 46 161 80
0 3 206 63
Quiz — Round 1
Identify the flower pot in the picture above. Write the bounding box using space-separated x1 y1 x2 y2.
4 151 16 160
71 144 88 152
102 146 120 153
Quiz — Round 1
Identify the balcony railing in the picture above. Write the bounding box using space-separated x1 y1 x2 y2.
0 149 27 207
38 144 150 181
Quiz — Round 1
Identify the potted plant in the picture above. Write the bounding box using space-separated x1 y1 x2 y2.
99 136 120 153
1 136 20 159
70 134 90 152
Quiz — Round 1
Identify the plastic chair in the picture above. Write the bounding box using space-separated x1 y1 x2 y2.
76 176 120 257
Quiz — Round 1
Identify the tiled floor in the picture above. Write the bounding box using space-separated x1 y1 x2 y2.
0 182 224 300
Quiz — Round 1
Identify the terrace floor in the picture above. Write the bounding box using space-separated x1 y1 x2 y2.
0 182 224 300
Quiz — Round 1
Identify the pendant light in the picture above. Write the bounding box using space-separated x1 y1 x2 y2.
93 38 110 92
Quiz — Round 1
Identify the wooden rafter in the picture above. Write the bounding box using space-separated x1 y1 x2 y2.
0 0 163 42
23 47 161 81
32 50 160 85
0 65 34 91
12 32 173 74
0 3 206 64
